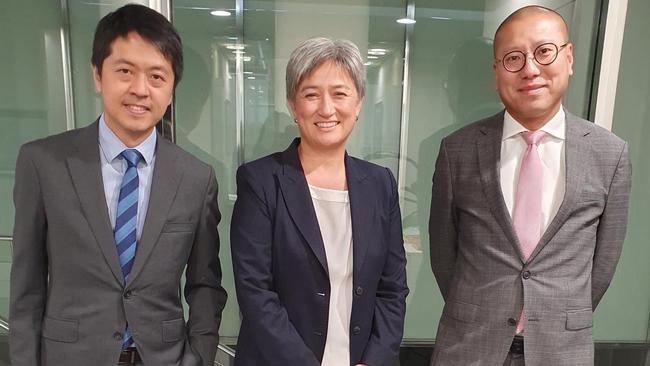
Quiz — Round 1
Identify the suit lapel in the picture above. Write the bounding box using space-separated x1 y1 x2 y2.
277 139 329 275
345 155 372 282
126 137 182 286
66 121 124 284
477 112 526 261
528 112 590 261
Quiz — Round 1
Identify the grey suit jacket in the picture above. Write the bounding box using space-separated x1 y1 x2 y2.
428 110 631 366
10 121 227 366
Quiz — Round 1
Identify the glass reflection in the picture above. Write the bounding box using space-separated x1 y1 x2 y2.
0 0 68 235
173 0 241 340
403 0 599 341
0 240 10 324
242 0 406 176
173 0 602 344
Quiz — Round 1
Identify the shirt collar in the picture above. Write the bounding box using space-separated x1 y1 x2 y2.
98 114 157 165
502 107 566 141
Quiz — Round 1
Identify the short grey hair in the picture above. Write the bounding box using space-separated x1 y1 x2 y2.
286 37 366 101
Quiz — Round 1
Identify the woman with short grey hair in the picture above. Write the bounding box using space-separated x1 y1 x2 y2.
231 37 408 366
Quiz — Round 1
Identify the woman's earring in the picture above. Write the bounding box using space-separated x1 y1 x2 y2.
355 115 359 121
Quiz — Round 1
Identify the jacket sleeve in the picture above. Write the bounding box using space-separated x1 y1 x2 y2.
184 167 228 366
360 168 409 366
230 165 320 365
10 145 48 366
591 142 632 309
428 139 458 301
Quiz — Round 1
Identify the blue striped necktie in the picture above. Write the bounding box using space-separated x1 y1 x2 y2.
114 148 141 349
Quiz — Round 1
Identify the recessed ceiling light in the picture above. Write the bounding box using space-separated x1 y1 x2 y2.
226 44 245 50
396 18 416 24
367 55 378 59
431 16 451 20
243 56 252 62
247 76 256 80
211 10 231 17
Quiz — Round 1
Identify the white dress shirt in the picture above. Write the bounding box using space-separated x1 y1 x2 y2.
309 184 353 366
500 108 566 235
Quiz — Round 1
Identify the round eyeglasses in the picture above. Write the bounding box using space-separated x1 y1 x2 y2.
496 42 569 73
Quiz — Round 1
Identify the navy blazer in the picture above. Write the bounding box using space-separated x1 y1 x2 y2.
230 138 408 366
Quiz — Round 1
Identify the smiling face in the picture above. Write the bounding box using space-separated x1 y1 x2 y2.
93 31 174 147
493 11 573 129
288 60 363 153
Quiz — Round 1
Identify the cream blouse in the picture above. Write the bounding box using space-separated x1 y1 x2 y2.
309 184 353 366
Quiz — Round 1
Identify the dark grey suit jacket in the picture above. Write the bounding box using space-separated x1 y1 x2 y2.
10 121 227 366
429 111 631 366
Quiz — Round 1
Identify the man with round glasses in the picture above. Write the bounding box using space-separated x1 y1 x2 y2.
428 5 631 366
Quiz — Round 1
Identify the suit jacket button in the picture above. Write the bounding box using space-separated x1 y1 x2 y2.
507 318 517 326
522 270 531 279
352 326 361 335
124 290 132 299
113 332 123 340
355 286 363 296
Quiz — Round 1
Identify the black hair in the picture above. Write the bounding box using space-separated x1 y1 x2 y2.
91 4 183 87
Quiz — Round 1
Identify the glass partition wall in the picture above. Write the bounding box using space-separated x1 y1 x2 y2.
1 0 649 363
173 0 242 340
173 0 409 342
173 0 611 344
0 1 69 361
0 0 70 325
607 0 650 344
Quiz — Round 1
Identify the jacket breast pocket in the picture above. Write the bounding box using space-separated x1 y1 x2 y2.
162 222 195 233
443 301 480 323
42 316 78 343
566 308 593 330
162 318 186 343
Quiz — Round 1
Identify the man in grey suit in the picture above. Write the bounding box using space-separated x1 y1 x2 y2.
429 6 631 366
10 4 227 366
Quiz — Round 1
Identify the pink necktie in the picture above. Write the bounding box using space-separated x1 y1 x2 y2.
512 130 545 333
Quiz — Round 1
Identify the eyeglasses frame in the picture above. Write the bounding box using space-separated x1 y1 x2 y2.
495 42 570 73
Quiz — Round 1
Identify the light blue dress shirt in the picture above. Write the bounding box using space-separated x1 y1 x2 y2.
98 115 156 240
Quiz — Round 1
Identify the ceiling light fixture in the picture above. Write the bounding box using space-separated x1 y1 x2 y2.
226 44 245 50
396 18 416 24
211 10 231 17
